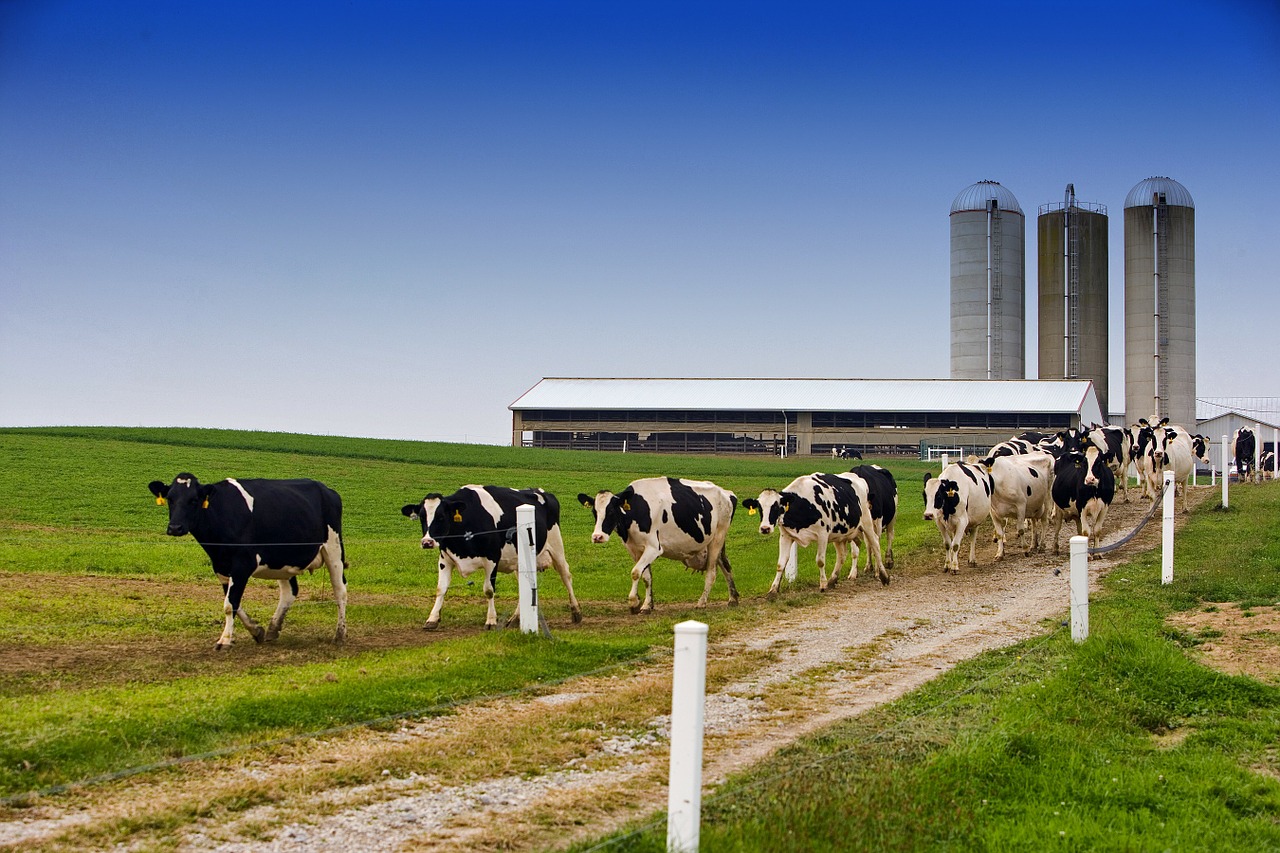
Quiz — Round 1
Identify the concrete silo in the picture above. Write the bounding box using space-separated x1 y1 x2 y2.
1038 184 1110 414
950 180 1026 380
1124 177 1195 428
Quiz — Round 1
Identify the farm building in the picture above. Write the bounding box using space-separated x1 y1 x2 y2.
509 377 1104 456
1196 397 1280 456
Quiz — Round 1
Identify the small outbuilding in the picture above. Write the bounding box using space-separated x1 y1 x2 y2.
509 377 1104 456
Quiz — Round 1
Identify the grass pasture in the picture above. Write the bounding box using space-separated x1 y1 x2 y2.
0 427 940 801
4 426 1279 852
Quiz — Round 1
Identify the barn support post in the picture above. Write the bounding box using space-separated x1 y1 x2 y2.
1070 536 1089 643
515 505 539 635
1274 428 1279 479
667 620 708 853
1222 434 1230 508
1162 470 1175 585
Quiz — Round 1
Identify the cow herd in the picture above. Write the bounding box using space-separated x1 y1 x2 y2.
149 418 1242 648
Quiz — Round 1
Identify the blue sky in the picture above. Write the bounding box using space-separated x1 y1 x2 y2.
2 1 1278 444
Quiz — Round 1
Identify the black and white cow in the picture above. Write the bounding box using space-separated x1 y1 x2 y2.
1050 446 1115 554
922 460 993 574
1234 427 1257 483
1128 419 1161 500
402 486 580 630
988 451 1054 559
743 472 888 598
845 464 898 571
578 478 739 613
1082 424 1135 502
1157 432 1211 513
148 474 348 650
1261 449 1276 480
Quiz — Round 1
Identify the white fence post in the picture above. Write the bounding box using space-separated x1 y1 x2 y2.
1070 536 1089 643
667 620 708 853
515 504 539 634
1275 428 1279 479
1162 470 1176 585
1222 434 1230 508
1257 422 1263 483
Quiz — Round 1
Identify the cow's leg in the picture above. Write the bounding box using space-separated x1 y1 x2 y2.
715 549 740 606
766 534 793 600
637 564 655 614
265 576 298 642
629 544 662 613
882 519 896 570
424 560 453 630
543 527 582 623
813 533 833 592
828 540 847 589
483 566 500 630
862 524 889 585
1051 508 1064 555
218 575 261 650
991 513 1007 561
322 537 348 643
694 547 720 609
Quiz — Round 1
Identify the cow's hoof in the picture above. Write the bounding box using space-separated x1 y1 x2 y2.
639 607 652 615
248 626 266 644
264 627 279 643
215 641 230 651
629 604 642 614
334 630 346 644
571 610 583 624
727 597 739 608
423 620 439 631
484 623 497 631
766 589 778 601
879 574 891 586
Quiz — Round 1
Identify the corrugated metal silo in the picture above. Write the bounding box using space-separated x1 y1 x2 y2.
950 181 1026 380
1038 184 1110 415
1123 177 1195 427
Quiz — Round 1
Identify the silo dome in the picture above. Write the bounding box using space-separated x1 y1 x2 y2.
951 180 1024 215
1124 176 1194 209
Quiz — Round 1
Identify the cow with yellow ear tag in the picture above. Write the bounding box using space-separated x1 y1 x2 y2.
147 473 348 650
922 460 994 574
578 477 739 614
401 485 581 630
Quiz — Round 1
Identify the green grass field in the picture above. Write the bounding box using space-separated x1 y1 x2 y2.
4 426 1278 853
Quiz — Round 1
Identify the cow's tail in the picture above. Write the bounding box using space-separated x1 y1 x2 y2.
728 492 739 519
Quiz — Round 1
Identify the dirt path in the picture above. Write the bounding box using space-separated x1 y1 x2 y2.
0 490 1207 851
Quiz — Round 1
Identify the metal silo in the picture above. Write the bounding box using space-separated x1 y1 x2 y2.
950 180 1025 380
1038 184 1110 414
1124 177 1195 428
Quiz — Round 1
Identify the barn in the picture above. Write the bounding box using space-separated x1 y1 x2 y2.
1196 397 1280 459
509 378 1104 456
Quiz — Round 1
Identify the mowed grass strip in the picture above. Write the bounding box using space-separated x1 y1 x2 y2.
576 485 1280 852
0 428 939 799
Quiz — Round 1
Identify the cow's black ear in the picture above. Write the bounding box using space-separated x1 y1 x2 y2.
742 498 760 511
148 480 166 498
923 473 932 485
402 504 420 519
577 493 593 508
443 499 464 523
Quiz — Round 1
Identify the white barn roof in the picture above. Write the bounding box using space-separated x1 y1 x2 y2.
511 378 1103 421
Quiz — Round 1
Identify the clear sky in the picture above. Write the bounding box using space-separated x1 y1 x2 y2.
2 1 1278 444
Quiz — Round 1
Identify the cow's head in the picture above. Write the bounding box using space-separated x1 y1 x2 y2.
1083 446 1106 486
148 473 212 537
579 489 629 543
1191 435 1211 465
922 473 959 522
742 489 785 535
401 493 445 549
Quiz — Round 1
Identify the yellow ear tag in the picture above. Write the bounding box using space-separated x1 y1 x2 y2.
202 498 209 509
452 510 462 522
748 507 757 515
622 500 631 512
156 497 166 506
